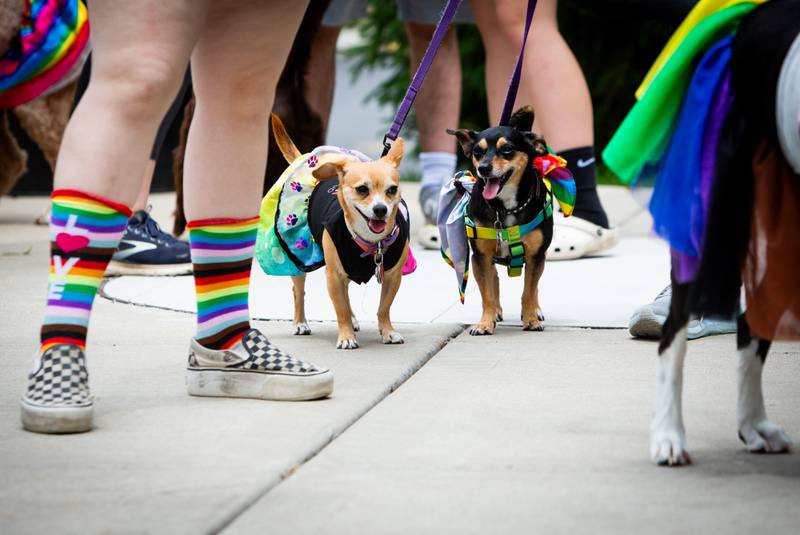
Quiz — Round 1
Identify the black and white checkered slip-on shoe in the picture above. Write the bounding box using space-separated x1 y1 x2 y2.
20 344 93 434
186 329 333 401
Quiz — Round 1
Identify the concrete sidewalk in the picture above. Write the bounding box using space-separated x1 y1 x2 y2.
225 327 800 535
1 190 799 534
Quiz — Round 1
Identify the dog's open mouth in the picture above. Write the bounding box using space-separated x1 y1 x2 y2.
482 169 513 200
356 208 388 233
368 219 387 233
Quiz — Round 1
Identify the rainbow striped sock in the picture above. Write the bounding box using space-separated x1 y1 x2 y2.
188 217 259 350
40 189 132 352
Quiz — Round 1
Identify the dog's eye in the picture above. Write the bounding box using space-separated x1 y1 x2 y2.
472 147 485 158
499 147 514 158
355 185 369 195
386 185 398 196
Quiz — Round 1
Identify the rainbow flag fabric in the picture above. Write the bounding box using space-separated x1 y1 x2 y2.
533 153 576 217
0 0 89 107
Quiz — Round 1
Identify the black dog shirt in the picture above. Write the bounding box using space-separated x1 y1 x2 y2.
307 179 409 284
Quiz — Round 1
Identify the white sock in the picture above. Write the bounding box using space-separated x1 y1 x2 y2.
419 152 457 189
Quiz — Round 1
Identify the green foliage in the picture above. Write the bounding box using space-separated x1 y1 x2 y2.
343 0 677 184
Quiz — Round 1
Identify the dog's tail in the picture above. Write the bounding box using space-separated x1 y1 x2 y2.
271 114 303 164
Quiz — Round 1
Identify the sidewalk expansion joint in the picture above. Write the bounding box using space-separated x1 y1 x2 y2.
206 323 467 534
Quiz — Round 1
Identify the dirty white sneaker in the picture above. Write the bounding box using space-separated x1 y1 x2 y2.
20 344 93 434
418 185 442 250
186 328 333 401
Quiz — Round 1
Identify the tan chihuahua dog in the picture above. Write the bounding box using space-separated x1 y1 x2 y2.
271 115 410 349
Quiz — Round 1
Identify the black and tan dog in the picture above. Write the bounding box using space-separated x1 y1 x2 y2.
448 106 552 335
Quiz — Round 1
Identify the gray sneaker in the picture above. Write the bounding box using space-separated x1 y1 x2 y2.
187 328 333 401
21 344 93 434
628 285 737 340
418 185 441 250
419 184 439 224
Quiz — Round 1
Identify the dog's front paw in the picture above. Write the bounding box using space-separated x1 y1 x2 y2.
522 319 544 331
650 429 691 466
352 316 360 332
382 331 404 344
336 336 359 350
536 309 545 322
469 322 495 336
739 419 792 454
294 322 311 335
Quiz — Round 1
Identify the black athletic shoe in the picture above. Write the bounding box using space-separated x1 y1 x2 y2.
107 209 191 276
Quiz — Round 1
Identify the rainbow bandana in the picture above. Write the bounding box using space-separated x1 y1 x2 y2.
0 0 89 107
532 153 576 216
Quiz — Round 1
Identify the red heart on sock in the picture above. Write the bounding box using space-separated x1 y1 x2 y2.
56 233 90 253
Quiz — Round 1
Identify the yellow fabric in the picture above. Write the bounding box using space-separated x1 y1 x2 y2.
635 0 766 99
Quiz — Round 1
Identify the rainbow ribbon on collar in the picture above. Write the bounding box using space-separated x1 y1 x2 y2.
533 153 576 217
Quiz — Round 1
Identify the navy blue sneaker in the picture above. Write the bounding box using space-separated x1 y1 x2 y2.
107 210 191 276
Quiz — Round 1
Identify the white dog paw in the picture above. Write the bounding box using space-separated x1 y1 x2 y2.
382 331 404 345
293 322 311 335
351 316 360 332
739 420 793 454
650 431 692 466
336 337 359 350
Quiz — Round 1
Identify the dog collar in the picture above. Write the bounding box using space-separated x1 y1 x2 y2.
350 225 401 284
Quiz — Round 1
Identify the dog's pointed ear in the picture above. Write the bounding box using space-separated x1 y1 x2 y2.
509 106 535 131
522 131 548 156
447 128 479 157
382 137 405 168
312 159 347 180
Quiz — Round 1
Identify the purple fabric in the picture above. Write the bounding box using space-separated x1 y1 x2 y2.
499 0 538 126
671 250 699 284
698 71 734 240
673 70 735 284
383 0 463 153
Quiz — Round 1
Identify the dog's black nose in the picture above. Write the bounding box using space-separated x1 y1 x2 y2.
478 163 493 176
373 204 388 218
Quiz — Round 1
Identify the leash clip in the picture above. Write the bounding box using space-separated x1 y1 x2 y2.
494 213 505 252
374 245 385 284
381 135 393 158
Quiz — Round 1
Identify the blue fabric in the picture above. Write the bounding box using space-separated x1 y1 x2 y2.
649 35 734 257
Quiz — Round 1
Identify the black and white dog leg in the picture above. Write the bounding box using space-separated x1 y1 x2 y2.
736 327 792 454
650 324 692 466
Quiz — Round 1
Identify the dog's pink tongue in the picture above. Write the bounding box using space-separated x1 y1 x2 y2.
368 219 387 233
483 181 501 200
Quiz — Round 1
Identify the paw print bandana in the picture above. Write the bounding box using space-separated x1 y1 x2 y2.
255 145 371 276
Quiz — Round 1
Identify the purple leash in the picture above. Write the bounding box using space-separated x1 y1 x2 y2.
382 0 464 156
381 0 538 154
499 0 538 126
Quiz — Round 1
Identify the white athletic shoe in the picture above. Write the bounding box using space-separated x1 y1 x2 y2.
547 212 619 260
186 329 333 401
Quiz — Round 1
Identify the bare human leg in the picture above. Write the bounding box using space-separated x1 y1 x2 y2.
24 0 207 434
183 0 333 402
472 0 611 230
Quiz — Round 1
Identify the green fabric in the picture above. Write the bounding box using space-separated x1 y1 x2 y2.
602 3 756 184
